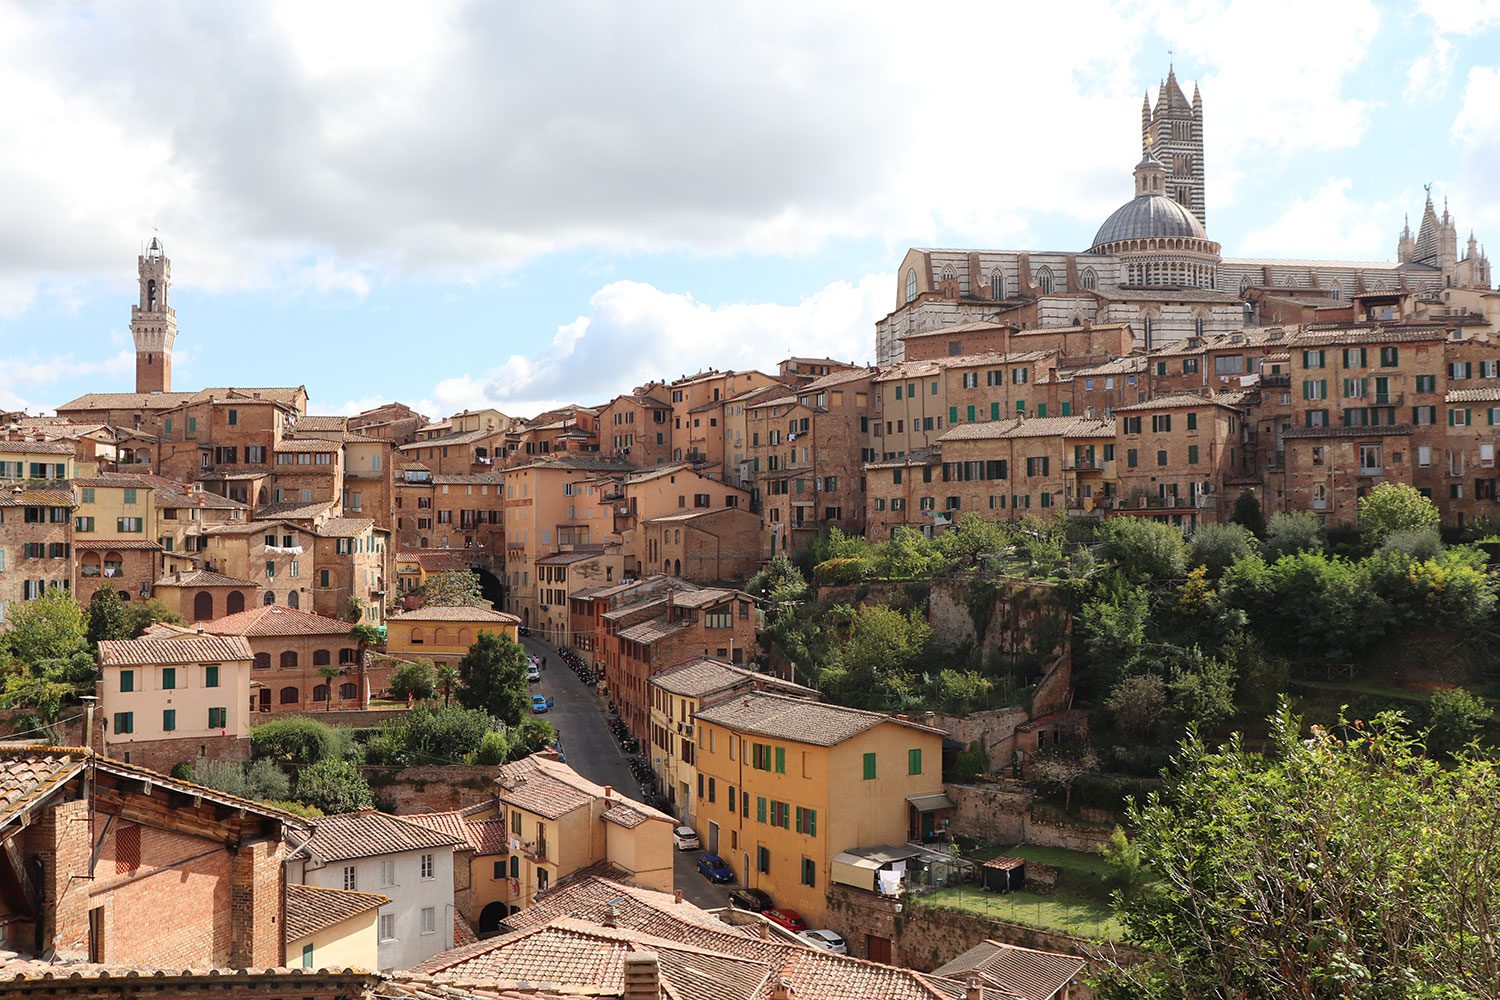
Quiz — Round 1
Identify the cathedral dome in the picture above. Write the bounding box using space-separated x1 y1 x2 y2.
1090 192 1206 250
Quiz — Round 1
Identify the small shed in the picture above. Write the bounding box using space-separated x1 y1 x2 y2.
982 854 1025 893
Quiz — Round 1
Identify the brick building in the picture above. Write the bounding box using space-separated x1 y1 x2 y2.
193 605 366 711
1111 393 1244 527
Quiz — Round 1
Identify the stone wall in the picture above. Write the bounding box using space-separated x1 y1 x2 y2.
285 707 410 729
0 706 95 749
920 706 1030 763
944 783 1116 853
364 764 498 813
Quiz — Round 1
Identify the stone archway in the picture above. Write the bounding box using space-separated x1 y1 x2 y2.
479 902 507 935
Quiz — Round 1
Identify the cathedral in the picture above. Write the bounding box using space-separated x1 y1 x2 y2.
875 66 1493 364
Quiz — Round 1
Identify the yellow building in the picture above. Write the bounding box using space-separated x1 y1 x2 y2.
0 439 75 482
648 657 818 826
73 476 160 605
96 633 256 773
385 604 521 665
415 753 674 934
692 691 947 926
284 884 387 971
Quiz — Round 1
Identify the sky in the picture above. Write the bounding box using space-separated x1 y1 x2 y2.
1 0 1498 420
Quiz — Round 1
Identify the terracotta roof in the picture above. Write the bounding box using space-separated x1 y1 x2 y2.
1062 355 1149 377
693 691 945 746
199 605 353 638
294 416 350 431
0 440 80 456
1293 325 1447 346
252 499 339 520
602 804 652 829
1446 387 1500 403
931 941 1087 1000
205 518 306 536
402 811 509 857
54 391 194 411
937 351 1054 371
284 883 389 943
431 472 504 485
616 617 687 645
153 569 258 588
275 439 343 452
299 810 463 864
535 549 610 566
0 750 86 829
397 550 473 572
390 605 521 624
6 489 75 506
939 417 1113 442
796 367 876 391
97 635 253 666
496 754 671 825
667 588 743 609
650 658 818 700
72 539 162 550
0 964 375 991
71 476 150 488
1113 392 1243 413
316 517 376 537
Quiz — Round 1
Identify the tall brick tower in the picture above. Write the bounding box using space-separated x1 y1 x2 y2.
1141 65 1206 229
131 237 177 394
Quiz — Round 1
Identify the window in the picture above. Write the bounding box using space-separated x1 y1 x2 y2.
1342 347 1368 369
863 752 876 780
75 516 94 532
208 707 227 729
113 712 133 734
161 667 176 690
801 856 817 887
421 907 436 934
302 943 314 969
1157 450 1168 466
162 709 176 732
1186 412 1197 430
757 796 767 823
1380 346 1399 367
795 806 817 837
116 517 144 533
1127 448 1138 469
1123 417 1142 434
905 269 917 303
343 866 357 890
1303 380 1328 401
120 669 134 693
757 845 771 874
379 913 395 941
380 860 395 886
1416 374 1437 393
1151 414 1172 433
204 665 219 688
81 487 95 504
1451 408 1474 427
122 488 137 505
227 409 238 426
421 853 434 880
908 748 922 775
1188 445 1199 464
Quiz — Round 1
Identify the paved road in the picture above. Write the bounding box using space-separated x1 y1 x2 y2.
520 635 730 910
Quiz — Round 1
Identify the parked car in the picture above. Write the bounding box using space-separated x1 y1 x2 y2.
527 663 541 682
696 853 734 884
672 825 701 851
798 929 848 954
728 887 773 912
762 908 808 934
530 694 554 714
549 735 566 762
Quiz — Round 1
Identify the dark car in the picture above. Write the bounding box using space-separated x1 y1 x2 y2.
697 853 735 884
728 887 773 912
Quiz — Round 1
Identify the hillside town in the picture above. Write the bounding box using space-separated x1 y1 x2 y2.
1 64 1499 1000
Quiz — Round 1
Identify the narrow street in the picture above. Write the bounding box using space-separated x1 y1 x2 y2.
520 634 731 910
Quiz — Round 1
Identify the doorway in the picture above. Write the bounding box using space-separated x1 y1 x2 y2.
866 934 893 964
707 821 719 855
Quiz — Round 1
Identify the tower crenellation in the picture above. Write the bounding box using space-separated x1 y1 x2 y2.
130 236 177 394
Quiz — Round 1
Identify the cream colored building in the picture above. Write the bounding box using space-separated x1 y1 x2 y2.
385 604 521 665
284 884 387 972
96 633 255 772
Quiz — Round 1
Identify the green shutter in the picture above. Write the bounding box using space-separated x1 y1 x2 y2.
1188 445 1199 464
757 796 767 823
862 752 876 780
948 406 958 424
161 667 175 690
205 665 219 688
1060 402 1071 416
807 809 816 837
990 402 1000 420
774 747 785 774
966 404 976 422
120 670 133 693
162 709 175 732
908 748 922 775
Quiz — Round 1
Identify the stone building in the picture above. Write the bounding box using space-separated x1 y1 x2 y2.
192 604 365 711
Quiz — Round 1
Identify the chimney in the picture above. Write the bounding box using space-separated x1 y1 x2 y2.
604 784 612 799
673 888 683 904
966 977 984 1000
771 981 796 1000
623 952 660 1000
604 902 619 927
758 920 770 940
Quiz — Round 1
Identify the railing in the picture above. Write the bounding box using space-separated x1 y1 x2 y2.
1261 374 1291 388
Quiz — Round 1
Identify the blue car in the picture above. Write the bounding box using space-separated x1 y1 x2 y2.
697 853 734 884
530 694 555 714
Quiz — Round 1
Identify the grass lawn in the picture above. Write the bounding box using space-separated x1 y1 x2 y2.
1001 844 1115 879
919 881 1125 941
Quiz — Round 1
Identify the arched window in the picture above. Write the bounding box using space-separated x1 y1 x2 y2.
313 649 331 666
313 684 329 702
1081 268 1097 291
940 265 956 285
226 590 245 614
192 591 214 622
263 591 275 606
905 269 917 303
1036 267 1054 296
339 682 357 701
456 630 472 646
990 270 1004 298
410 626 426 645
253 652 271 670
339 648 358 664
147 278 157 310
280 651 298 668
279 686 299 705
435 627 453 645
674 558 682 576
287 590 300 609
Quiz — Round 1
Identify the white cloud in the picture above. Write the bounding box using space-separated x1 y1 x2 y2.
1405 37 1456 100
1451 67 1500 234
1416 0 1500 34
407 274 889 417
1240 178 1404 259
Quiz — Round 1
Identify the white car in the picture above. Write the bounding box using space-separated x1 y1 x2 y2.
798 929 848 954
526 663 541 682
672 825 701 851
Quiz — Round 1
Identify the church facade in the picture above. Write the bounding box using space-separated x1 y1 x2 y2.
876 68 1493 365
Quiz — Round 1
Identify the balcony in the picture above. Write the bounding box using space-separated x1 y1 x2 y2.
1359 466 1384 477
1261 374 1291 388
522 838 549 862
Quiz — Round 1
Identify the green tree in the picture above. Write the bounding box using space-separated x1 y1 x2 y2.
250 716 354 765
1029 745 1098 811
1098 516 1188 581
1098 825 1147 895
1078 585 1151 689
416 570 487 608
293 758 373 814
317 665 340 710
457 632 531 725
1106 674 1168 738
121 598 184 638
869 527 946 580
470 728 510 764
1100 706 1500 1000
506 717 558 760
1187 523 1255 579
2 586 85 665
1229 489 1266 539
1427 687 1490 756
85 588 131 644
1358 481 1440 547
1262 510 1325 560
818 605 931 710
1379 526 1444 560
389 659 436 702
402 705 492 762
746 555 808 608
349 622 380 702
436 663 460 707
933 512 1015 567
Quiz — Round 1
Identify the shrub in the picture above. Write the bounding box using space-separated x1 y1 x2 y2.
1106 674 1168 738
1358 482 1440 546
250 717 355 765
950 743 991 784
470 729 510 765
1187 523 1256 578
1069 772 1160 811
1263 511 1325 560
403 705 492 763
1426 687 1490 755
1099 517 1188 581
293 758 373 813
1379 527 1443 561
389 659 437 702
812 557 869 586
